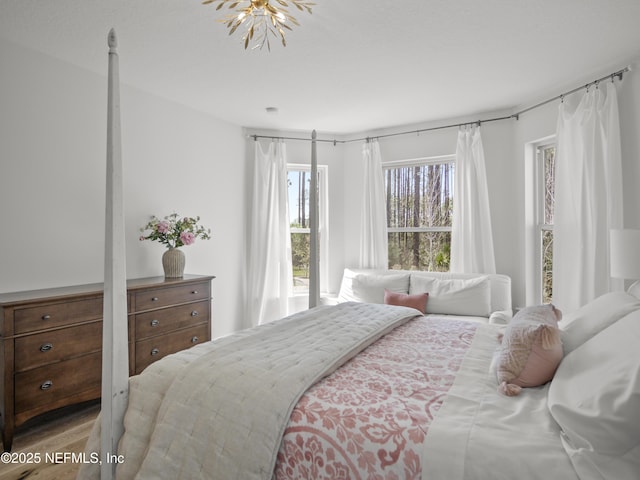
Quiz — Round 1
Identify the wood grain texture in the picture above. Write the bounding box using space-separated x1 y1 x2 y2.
0 401 98 480
0 275 213 451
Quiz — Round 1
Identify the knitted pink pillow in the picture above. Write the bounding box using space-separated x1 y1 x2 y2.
384 290 429 314
496 304 563 396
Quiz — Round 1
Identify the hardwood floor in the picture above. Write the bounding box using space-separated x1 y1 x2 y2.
0 401 99 480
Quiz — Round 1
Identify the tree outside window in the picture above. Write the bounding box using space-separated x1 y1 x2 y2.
385 158 454 271
540 144 555 303
287 165 327 293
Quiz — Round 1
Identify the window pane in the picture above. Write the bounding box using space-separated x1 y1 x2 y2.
288 170 309 228
388 231 451 271
385 163 454 229
542 230 553 304
289 169 311 292
385 161 454 271
288 166 325 294
543 146 556 226
540 144 555 303
291 232 309 293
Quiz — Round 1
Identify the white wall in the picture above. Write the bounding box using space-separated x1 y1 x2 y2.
309 62 640 313
341 113 518 295
0 38 247 337
247 116 519 305
4 36 640 333
340 60 640 312
512 58 640 308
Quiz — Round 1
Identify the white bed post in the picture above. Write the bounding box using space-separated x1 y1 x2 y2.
308 130 320 308
101 28 129 480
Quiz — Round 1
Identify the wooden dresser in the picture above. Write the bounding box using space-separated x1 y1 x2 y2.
0 274 213 451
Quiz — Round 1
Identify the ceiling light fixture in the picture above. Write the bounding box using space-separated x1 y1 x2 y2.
203 0 314 51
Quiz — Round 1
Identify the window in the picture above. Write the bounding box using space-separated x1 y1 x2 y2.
384 156 454 271
287 165 328 293
538 143 556 303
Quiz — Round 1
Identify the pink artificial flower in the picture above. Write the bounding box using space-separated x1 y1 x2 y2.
156 221 170 234
139 236 145 241
180 231 196 246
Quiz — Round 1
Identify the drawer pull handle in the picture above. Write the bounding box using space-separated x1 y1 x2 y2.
191 310 199 317
42 314 51 320
41 380 53 390
151 297 159 302
40 343 53 352
151 348 160 356
150 319 160 327
191 336 199 344
192 290 198 294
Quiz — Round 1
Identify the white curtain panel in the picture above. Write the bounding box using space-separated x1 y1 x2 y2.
450 125 496 274
247 140 293 325
554 82 623 313
359 139 388 269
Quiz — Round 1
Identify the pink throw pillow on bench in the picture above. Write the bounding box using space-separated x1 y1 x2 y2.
384 290 429 314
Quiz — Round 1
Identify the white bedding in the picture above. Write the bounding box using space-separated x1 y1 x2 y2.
422 323 579 480
78 304 585 480
78 302 419 480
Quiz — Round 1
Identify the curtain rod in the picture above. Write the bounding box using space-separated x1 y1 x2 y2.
250 134 341 145
512 65 629 118
249 65 630 145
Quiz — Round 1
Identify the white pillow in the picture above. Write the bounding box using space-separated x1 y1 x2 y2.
350 273 410 304
559 291 640 354
548 309 640 480
409 276 491 317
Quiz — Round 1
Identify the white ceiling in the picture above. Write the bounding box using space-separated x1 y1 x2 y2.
2 0 640 135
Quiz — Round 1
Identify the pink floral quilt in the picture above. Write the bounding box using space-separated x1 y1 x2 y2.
275 316 479 480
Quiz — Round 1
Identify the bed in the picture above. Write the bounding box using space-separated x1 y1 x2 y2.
77 290 640 480
90 31 638 480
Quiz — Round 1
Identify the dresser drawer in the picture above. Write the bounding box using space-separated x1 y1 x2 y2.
0 275 213 452
134 282 210 311
14 321 102 373
135 323 208 374
14 297 103 335
14 351 101 415
135 300 209 340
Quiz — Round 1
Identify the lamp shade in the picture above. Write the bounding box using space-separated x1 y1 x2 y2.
610 229 640 279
